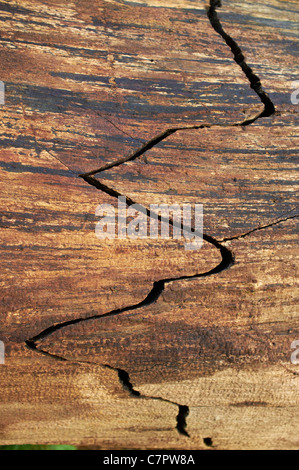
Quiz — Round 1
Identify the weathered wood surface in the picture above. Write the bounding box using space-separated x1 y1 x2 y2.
0 0 298 449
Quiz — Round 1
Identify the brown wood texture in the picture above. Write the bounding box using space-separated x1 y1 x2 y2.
0 0 298 450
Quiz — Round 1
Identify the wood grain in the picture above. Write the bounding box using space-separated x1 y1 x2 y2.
0 0 298 450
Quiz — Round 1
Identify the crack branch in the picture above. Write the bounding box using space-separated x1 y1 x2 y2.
25 341 190 437
220 214 299 242
23 0 282 443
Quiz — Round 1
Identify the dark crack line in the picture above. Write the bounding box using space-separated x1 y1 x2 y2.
219 214 299 242
107 366 190 437
207 0 275 123
24 342 189 437
25 181 233 439
25 170 234 347
81 124 212 177
25 230 233 347
21 0 276 182
80 0 276 179
78 116 259 178
25 180 233 439
24 0 279 440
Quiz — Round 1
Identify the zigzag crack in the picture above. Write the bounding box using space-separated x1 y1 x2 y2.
25 237 233 346
207 0 275 124
79 0 276 179
106 366 190 437
24 341 190 437
24 0 278 441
